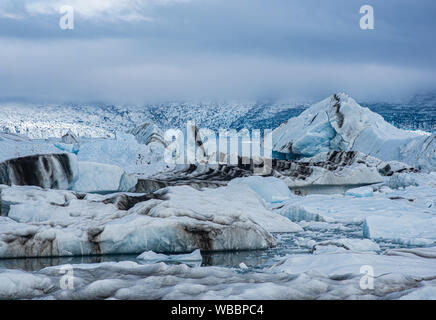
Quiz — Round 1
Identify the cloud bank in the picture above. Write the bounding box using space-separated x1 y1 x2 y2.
0 0 435 103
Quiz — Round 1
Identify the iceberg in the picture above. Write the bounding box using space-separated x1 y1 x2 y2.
273 93 435 172
0 153 78 190
77 133 169 176
311 239 380 254
344 186 373 198
72 161 128 193
0 183 303 258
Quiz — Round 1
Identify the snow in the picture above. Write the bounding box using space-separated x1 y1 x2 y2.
272 93 435 171
1 252 435 299
384 246 436 259
0 139 62 163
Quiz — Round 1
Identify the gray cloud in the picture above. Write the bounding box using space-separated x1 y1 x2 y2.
0 0 435 103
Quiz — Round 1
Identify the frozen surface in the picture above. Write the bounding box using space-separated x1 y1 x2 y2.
275 177 436 246
0 134 169 177
2 251 436 299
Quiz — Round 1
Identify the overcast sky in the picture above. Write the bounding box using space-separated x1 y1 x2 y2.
1 0 435 103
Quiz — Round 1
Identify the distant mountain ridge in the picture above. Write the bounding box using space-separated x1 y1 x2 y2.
0 93 434 140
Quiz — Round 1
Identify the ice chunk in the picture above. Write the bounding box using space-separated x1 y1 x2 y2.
72 161 126 193
239 262 248 270
345 186 373 198
363 214 436 246
228 176 292 204
137 249 202 262
312 239 380 255
141 151 383 196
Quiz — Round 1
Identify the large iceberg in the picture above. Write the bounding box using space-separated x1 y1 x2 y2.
273 93 435 172
0 183 302 258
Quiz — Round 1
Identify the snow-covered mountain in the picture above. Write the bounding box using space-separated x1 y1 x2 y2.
272 93 435 171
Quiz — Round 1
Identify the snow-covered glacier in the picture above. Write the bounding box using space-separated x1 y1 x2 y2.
272 93 435 172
